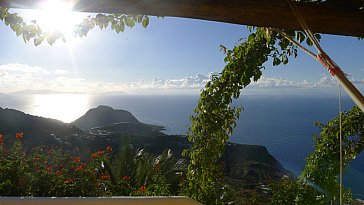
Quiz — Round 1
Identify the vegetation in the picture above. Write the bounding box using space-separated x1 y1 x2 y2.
0 133 184 196
183 27 317 204
271 106 363 204
0 106 293 203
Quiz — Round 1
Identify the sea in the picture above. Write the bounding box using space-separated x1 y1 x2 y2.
0 93 363 198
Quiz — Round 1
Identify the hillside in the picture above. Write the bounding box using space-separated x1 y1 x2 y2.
71 105 140 131
0 107 83 147
0 105 292 200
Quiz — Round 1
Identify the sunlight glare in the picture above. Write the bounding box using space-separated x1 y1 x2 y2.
29 0 85 40
32 94 90 123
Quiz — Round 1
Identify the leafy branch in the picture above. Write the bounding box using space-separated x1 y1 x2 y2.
0 7 149 45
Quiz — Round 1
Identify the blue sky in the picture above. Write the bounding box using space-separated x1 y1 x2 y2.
0 11 363 95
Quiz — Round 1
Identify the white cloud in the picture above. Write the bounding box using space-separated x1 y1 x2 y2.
127 73 216 89
1 63 363 95
312 75 337 87
54 69 68 75
127 74 347 91
0 63 48 74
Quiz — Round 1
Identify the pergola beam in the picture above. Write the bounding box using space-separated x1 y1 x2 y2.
0 0 363 37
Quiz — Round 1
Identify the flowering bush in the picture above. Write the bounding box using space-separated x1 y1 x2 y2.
0 133 185 197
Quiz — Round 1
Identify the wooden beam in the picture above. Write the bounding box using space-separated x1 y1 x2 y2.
0 0 363 37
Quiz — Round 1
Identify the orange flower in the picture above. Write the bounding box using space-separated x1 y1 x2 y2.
16 132 23 139
106 146 112 151
74 157 81 163
0 134 3 144
98 150 105 155
95 182 101 188
122 175 131 181
100 175 110 180
140 185 147 192
91 153 97 159
76 165 83 171
64 179 74 184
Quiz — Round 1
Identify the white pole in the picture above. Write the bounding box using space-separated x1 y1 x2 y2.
334 71 364 112
317 53 364 113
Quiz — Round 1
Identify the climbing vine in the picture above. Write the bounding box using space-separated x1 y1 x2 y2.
182 27 315 204
300 106 364 201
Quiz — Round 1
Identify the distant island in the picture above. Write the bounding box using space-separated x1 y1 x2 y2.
0 105 291 200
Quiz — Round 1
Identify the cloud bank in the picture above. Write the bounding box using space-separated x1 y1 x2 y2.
1 63 363 94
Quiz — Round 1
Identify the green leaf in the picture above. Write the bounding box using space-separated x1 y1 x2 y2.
314 33 321 42
273 57 281 66
142 17 149 28
137 15 143 23
34 36 43 46
15 25 23 36
306 37 313 46
125 17 133 27
296 31 305 43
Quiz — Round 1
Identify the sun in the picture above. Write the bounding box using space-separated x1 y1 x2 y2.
25 0 86 40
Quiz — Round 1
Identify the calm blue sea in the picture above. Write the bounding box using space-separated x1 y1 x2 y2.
0 93 363 198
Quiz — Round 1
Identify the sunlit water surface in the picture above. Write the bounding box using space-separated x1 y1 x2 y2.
30 94 90 123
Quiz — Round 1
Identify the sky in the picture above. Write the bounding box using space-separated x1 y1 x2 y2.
0 7 363 95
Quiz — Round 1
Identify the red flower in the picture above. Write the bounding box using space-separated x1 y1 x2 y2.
59 164 64 169
76 165 83 171
0 134 3 144
106 146 112 151
91 153 97 159
56 170 63 176
98 150 105 155
74 157 81 163
16 132 23 139
46 166 53 173
122 175 131 181
140 185 147 192
100 175 110 180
